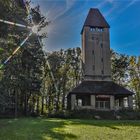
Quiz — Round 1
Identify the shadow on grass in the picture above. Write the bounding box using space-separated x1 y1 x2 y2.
0 118 140 140
38 119 78 140
0 118 78 140
68 119 140 130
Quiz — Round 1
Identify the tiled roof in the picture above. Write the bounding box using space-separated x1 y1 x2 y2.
81 8 110 34
68 81 134 95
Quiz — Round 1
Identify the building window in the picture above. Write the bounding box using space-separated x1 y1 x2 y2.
101 58 103 62
101 70 104 74
77 99 82 106
95 28 104 32
97 28 100 32
96 101 110 109
95 97 110 109
92 50 94 54
93 65 95 71
91 36 94 40
100 43 103 48
98 28 103 32
76 95 90 106
90 27 95 31
100 28 104 32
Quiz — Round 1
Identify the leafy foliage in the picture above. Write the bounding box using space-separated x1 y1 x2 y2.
0 0 46 116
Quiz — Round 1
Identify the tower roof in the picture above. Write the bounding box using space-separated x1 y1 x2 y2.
81 8 110 34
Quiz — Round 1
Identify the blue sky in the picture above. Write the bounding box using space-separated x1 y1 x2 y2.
32 0 140 56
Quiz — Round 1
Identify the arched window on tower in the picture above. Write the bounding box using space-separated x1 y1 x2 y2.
95 28 104 32
100 28 104 32
90 27 96 31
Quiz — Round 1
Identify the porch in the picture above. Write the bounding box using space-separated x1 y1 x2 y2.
69 94 133 110
67 81 134 111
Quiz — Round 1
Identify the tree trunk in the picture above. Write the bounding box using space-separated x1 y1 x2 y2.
36 96 40 115
62 79 66 110
15 89 18 118
56 93 60 112
24 92 28 116
41 95 44 115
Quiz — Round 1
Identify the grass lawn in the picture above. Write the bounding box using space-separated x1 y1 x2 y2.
0 118 140 140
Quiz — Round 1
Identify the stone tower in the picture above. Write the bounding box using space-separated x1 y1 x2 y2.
81 8 111 81
67 8 134 111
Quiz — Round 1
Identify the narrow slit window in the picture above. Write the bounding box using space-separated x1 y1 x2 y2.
101 70 104 74
101 58 103 62
93 65 95 71
101 43 103 48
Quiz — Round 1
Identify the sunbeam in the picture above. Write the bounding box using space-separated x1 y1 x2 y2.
0 0 58 94
37 35 58 92
0 32 33 69
0 19 31 29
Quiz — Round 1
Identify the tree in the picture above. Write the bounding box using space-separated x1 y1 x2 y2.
0 0 48 117
41 48 82 114
129 56 140 109
111 51 129 86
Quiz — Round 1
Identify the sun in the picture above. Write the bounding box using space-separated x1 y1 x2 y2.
32 25 38 34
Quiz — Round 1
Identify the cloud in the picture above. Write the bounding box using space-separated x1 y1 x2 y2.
127 0 137 8
96 0 116 17
52 0 76 22
102 0 138 21
106 0 114 3
96 1 107 9
104 3 118 17
119 0 137 13
66 0 75 9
